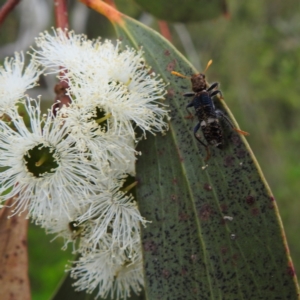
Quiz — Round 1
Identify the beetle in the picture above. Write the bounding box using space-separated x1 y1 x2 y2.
172 60 249 161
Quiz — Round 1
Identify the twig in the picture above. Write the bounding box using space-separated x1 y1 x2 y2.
53 0 71 108
0 0 21 27
54 0 69 29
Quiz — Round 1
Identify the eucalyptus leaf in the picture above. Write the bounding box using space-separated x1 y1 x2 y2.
112 13 300 300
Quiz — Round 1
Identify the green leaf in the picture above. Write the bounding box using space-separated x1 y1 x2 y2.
111 12 300 300
132 0 228 22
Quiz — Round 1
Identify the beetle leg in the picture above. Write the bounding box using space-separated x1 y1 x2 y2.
207 82 219 92
193 123 211 161
183 92 195 97
215 109 249 136
207 83 223 99
185 101 195 120
210 89 223 100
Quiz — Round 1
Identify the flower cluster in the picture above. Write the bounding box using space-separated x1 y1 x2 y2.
0 29 169 299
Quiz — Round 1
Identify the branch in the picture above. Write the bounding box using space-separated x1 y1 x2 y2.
0 0 21 27
0 199 31 300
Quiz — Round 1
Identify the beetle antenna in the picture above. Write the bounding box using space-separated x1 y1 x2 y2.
172 59 213 78
171 71 190 79
203 59 213 73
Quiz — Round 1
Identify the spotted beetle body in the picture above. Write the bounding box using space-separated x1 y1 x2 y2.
172 61 249 161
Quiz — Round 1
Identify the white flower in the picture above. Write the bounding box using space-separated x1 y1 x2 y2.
33 28 111 77
0 52 41 112
75 78 168 138
71 239 144 300
77 177 148 256
57 103 137 175
0 98 106 220
37 202 88 252
32 28 169 138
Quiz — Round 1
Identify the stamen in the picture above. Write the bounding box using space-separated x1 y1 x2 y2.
95 113 112 124
35 153 48 167
125 77 132 86
122 181 138 193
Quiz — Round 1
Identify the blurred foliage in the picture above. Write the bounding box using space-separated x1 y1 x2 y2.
28 223 73 300
1 0 300 299
132 0 227 22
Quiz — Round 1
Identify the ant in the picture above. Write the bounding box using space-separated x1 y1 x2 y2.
172 60 249 161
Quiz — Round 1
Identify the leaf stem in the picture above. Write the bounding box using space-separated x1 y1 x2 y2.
0 0 21 27
79 0 123 24
103 0 116 8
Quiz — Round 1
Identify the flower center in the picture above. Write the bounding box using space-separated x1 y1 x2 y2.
69 221 85 239
24 144 59 178
91 106 111 132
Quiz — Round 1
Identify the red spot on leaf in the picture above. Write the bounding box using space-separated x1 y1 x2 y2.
231 134 241 146
220 204 228 213
199 204 213 221
220 218 226 225
167 88 175 97
232 253 238 261
176 147 184 162
203 183 212 191
251 207 260 216
181 267 188 276
164 49 171 56
287 265 296 277
231 253 239 266
268 203 275 209
157 148 165 156
190 254 197 262
220 247 228 255
236 148 246 158
162 269 170 279
172 178 178 185
143 240 158 254
171 194 178 202
224 155 235 167
178 212 189 221
246 195 255 205
166 59 176 72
